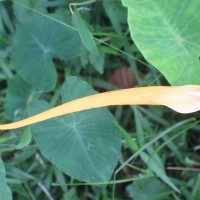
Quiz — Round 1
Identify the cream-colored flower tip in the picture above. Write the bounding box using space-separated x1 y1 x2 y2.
148 85 200 114
0 85 199 130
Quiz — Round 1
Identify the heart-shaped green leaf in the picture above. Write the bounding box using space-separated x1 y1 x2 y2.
12 15 82 91
122 0 200 85
28 77 121 182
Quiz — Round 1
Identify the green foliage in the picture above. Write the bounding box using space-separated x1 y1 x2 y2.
0 158 12 200
117 122 179 192
12 15 82 91
72 9 99 56
127 177 172 200
28 76 121 183
0 0 200 199
13 0 48 22
122 0 200 85
103 0 127 35
5 75 37 120
16 127 32 149
192 174 200 199
140 151 179 192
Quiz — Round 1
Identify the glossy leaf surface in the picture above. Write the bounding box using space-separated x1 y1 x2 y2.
123 0 200 85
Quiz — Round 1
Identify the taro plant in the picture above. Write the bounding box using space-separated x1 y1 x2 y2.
0 0 200 199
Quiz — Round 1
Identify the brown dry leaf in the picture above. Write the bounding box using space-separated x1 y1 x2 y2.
109 66 137 89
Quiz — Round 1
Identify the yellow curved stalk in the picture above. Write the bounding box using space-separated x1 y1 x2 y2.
0 85 200 130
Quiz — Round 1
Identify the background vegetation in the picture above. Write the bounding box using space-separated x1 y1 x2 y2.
0 0 200 199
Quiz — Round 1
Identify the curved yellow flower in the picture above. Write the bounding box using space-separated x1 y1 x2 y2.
0 85 200 130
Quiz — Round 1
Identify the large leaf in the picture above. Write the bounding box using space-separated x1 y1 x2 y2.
28 76 121 182
0 158 12 200
122 0 200 85
12 15 82 91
